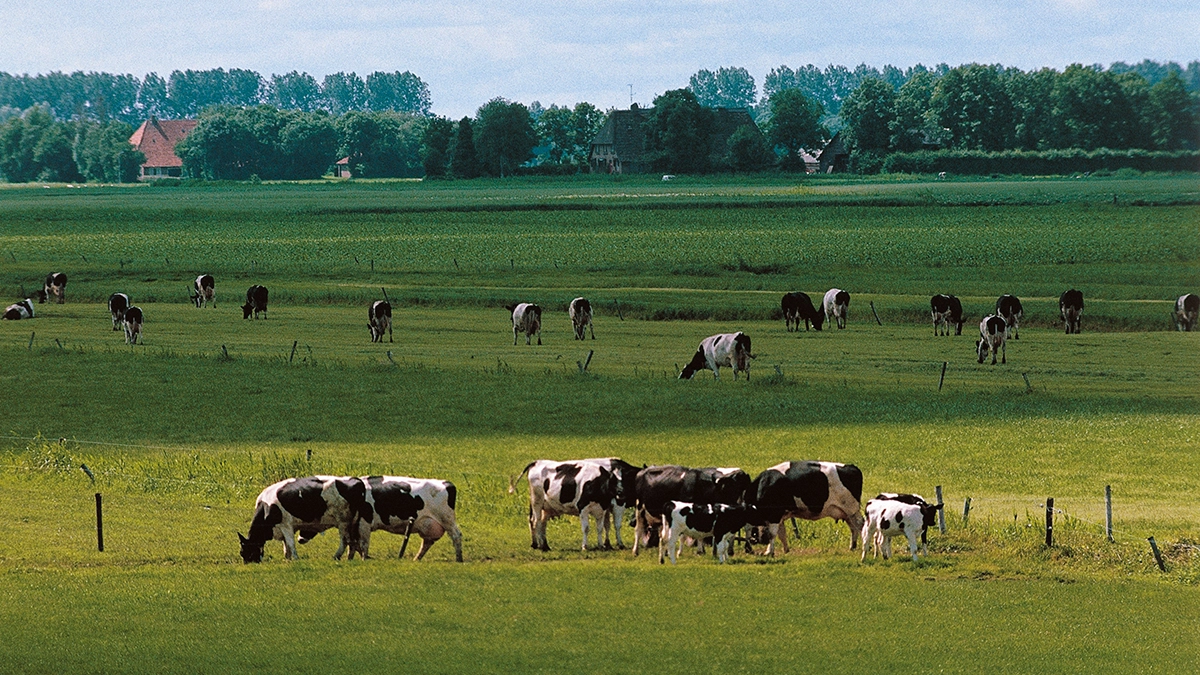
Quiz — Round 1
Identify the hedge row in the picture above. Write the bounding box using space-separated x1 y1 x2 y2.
881 149 1200 175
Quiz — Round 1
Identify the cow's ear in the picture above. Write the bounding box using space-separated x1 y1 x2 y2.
238 532 248 544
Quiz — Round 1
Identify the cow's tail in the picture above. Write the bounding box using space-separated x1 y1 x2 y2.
508 461 538 495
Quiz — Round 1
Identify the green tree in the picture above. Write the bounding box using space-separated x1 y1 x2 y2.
1006 67 1059 150
1147 73 1198 150
688 67 757 109
175 107 259 179
322 72 367 114
365 71 431 115
889 71 936 152
270 71 323 112
725 124 772 172
0 106 82 182
421 116 454 178
765 88 826 170
475 98 536 177
643 88 715 174
1051 64 1137 149
337 111 425 178
449 117 479 179
840 77 895 152
74 120 144 182
138 72 171 118
279 112 338 179
929 64 1012 151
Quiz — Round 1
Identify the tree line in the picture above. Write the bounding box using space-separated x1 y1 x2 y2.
0 108 144 183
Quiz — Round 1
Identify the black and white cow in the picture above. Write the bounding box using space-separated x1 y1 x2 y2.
2 299 34 321
748 460 865 556
861 493 942 563
930 294 964 336
1059 289 1084 334
123 306 143 345
977 314 1007 365
43 272 67 304
580 457 642 550
995 294 1022 339
513 459 618 551
781 292 824 332
351 475 463 562
659 501 762 564
823 288 850 330
368 300 393 343
678 332 754 381
508 302 542 345
108 293 129 330
569 297 594 340
1175 293 1199 332
632 465 752 555
242 285 268 320
192 274 215 308
238 475 366 563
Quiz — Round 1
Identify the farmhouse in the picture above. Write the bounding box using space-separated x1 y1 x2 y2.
128 117 197 180
589 105 762 174
817 132 849 173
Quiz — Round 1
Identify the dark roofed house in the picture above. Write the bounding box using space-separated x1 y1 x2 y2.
817 132 849 174
589 105 763 174
129 117 197 180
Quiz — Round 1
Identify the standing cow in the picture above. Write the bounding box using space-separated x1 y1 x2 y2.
2 299 35 320
508 303 542 345
930 294 964 336
977 314 1007 364
823 288 850 330
995 295 1022 339
748 460 865 556
192 274 215 308
861 493 942 563
242 285 269 319
238 475 366 563
1175 293 1199 331
43 273 67 304
123 306 143 345
632 465 752 555
351 475 463 562
678 332 754 381
368 300 393 342
581 457 642 550
659 502 761 565
513 459 618 552
108 293 129 330
569 297 594 340
1059 289 1084 334
782 292 824 332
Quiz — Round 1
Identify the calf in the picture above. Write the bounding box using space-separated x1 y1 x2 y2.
123 306 143 345
368 300 392 342
581 457 642 550
108 293 129 330
930 294 964 336
238 475 366 563
569 297 594 340
513 459 617 551
1175 293 1199 332
1059 289 1084 334
747 460 865 556
352 475 463 562
508 302 542 345
242 285 268 319
977 314 1007 365
192 274 215 308
861 494 941 563
632 465 752 555
781 292 824 332
995 294 1022 339
43 272 67 304
823 288 850 330
2 299 35 321
659 501 760 564
678 332 754 381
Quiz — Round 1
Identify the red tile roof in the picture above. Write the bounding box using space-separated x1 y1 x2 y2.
129 118 197 168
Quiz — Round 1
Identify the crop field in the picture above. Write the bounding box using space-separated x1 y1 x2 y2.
1 175 1198 673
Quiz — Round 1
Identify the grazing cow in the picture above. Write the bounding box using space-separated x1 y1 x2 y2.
747 460 865 556
238 475 366 563
123 306 143 345
995 294 1023 339
1059 289 1084 334
351 476 463 562
569 297 594 340
580 457 642 550
781 292 824 332
678 332 754 381
977 314 1007 365
242 285 269 319
513 460 618 551
43 273 67 304
2 299 35 321
508 302 542 345
823 288 850 330
659 501 762 564
930 294 964 336
861 493 942 563
108 293 129 330
632 465 752 555
1175 293 1199 332
192 274 215 308
368 300 393 343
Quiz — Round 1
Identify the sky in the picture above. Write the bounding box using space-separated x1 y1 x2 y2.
3 1 1198 118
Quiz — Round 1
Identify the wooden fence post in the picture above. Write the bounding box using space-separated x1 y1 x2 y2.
1148 537 1166 572
869 301 882 326
1105 485 1113 542
938 361 947 391
935 486 945 534
95 492 104 552
962 497 971 526
1045 497 1054 547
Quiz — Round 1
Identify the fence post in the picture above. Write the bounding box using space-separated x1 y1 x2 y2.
95 492 104 552
938 361 947 391
1045 497 1054 547
869 301 882 326
962 497 971 526
935 486 945 534
1148 537 1166 572
1105 485 1113 542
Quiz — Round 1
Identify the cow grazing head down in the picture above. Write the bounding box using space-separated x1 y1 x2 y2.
1059 289 1084 334
242 285 269 319
239 476 366 563
43 273 67 304
192 274 215 308
977 314 1007 365
781 292 824 332
995 294 1022 339
658 501 763 564
508 302 542 345
108 293 129 331
123 306 144 345
368 300 393 342
1174 293 1198 332
678 332 754 381
2 299 35 321
930 294 964 336
569 297 594 340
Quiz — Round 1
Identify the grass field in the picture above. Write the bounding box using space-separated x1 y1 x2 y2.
1 175 1198 673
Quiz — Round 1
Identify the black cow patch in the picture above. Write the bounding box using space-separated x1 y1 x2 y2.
554 463 583 504
750 461 830 523
277 477 332 523
836 464 863 503
367 477 426 525
445 482 457 510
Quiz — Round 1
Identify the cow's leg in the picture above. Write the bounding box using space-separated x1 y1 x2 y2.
537 510 551 552
387 322 393 343
589 322 594 339
861 521 873 562
762 522 779 556
906 527 920 562
658 523 668 564
776 519 791 554
611 504 625 549
633 508 645 556
281 528 299 560
448 524 464 562
333 528 349 560
413 537 436 561
514 327 519 345
536 328 541 346
580 512 591 551
1001 340 1006 364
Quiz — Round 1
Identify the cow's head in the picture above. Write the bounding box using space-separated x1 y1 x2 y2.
242 302 254 319
238 533 264 563
919 502 944 530
504 303 518 313
811 310 825 331
678 348 707 379
954 319 964 336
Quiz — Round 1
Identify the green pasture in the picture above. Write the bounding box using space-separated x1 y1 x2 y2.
1 176 1199 673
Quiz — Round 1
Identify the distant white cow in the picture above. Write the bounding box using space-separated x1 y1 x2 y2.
2 299 35 320
823 288 850 330
43 272 67 304
192 274 215 308
977 314 1007 365
123 306 143 345
368 300 393 343
569 297 594 340
678 332 754 381
861 493 941 563
508 303 542 345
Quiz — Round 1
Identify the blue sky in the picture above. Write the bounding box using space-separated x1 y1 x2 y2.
3 1 1197 118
